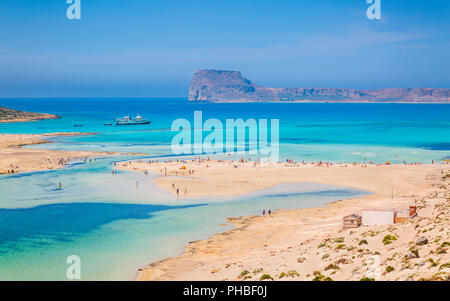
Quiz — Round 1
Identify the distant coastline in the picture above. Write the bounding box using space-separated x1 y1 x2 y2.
201 99 450 104
188 70 450 103
0 105 60 123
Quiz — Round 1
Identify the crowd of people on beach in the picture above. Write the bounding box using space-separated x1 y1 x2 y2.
111 155 450 203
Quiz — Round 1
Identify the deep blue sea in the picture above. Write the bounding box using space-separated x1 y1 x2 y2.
0 98 449 280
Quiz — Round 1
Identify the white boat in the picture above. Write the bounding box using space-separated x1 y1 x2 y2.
115 114 151 125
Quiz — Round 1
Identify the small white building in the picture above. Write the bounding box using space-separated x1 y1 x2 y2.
361 210 394 226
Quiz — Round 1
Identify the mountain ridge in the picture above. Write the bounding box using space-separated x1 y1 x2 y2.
188 70 449 103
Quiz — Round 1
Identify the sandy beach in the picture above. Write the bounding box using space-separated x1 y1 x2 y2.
117 159 450 281
0 133 116 174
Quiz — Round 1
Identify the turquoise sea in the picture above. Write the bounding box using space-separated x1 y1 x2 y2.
0 98 449 280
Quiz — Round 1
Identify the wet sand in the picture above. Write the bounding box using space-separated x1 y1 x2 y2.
0 133 115 174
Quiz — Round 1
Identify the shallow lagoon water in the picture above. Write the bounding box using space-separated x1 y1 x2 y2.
0 157 367 280
0 99 449 280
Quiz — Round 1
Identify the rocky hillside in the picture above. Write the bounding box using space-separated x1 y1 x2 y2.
188 70 449 103
0 106 60 123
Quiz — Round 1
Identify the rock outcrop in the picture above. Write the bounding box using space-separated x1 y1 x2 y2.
188 70 449 103
0 106 60 123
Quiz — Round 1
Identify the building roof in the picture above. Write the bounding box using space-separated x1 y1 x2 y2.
343 214 361 220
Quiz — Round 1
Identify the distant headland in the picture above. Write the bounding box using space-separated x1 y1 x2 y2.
188 69 449 103
0 106 60 123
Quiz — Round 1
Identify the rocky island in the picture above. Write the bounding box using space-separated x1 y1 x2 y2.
0 106 60 123
188 70 449 103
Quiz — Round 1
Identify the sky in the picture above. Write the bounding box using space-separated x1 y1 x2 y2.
0 0 449 97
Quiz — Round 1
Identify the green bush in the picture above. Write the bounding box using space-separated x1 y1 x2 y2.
360 277 375 281
312 274 325 281
383 235 398 245
359 239 368 245
428 258 438 267
336 244 346 250
439 263 450 271
325 264 340 271
260 274 273 281
386 266 395 273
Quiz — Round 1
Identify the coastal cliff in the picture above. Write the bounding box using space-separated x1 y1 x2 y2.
0 106 60 123
188 70 449 103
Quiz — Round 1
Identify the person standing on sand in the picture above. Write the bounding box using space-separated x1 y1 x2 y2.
136 181 139 189
262 209 265 216
268 210 271 216
176 188 179 199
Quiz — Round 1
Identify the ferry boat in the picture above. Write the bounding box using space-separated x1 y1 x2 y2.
115 114 151 126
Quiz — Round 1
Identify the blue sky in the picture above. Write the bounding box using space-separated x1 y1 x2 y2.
0 0 449 97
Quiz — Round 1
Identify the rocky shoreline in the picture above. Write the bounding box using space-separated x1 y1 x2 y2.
0 105 60 123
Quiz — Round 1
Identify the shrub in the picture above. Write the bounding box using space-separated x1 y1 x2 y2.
428 258 438 267
383 235 398 245
360 277 375 281
325 264 340 271
312 274 325 281
239 270 250 278
409 248 419 258
318 242 326 248
441 242 450 248
259 274 273 281
334 237 345 243
439 263 450 271
386 266 395 273
336 244 346 250
359 239 368 245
